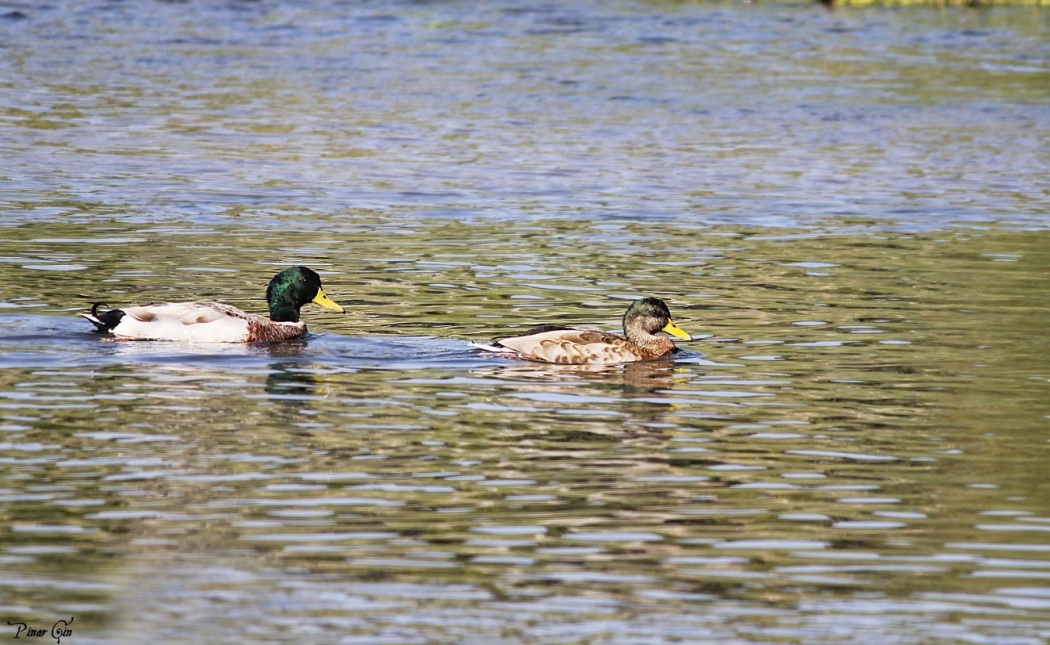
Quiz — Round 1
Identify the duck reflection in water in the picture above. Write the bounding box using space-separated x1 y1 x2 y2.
469 358 696 439
472 357 682 393
261 340 324 402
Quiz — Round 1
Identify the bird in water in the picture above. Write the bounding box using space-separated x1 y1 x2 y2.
79 266 345 342
471 297 692 365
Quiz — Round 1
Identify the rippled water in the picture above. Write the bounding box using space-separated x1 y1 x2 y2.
2 1 1050 643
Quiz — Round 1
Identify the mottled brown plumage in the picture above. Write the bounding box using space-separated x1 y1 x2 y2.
473 297 692 365
246 317 308 342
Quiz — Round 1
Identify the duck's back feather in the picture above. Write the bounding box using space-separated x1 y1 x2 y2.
103 302 306 342
486 328 673 365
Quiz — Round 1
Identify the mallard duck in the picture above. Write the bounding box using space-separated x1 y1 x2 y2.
79 266 345 342
472 297 692 365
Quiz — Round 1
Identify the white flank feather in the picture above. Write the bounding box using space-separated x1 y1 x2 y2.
110 302 255 342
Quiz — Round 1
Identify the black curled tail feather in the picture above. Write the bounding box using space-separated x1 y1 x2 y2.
81 302 126 332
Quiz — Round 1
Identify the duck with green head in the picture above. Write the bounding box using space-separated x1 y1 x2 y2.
472 297 692 365
79 266 345 342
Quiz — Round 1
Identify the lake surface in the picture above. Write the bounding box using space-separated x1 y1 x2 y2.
2 1 1049 643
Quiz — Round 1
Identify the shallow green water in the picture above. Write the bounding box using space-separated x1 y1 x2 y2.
2 1 1050 643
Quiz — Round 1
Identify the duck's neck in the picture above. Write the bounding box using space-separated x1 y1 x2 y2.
269 302 301 323
630 333 674 354
624 324 672 352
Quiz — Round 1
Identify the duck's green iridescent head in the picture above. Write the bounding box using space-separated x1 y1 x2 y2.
623 297 692 341
266 266 345 322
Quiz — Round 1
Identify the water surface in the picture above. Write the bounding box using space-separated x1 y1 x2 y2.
1 1 1049 643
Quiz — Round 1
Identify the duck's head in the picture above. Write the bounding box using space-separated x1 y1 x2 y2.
623 297 692 344
266 266 345 322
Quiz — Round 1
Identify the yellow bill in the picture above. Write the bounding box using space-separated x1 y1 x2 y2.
312 287 346 313
661 319 692 341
